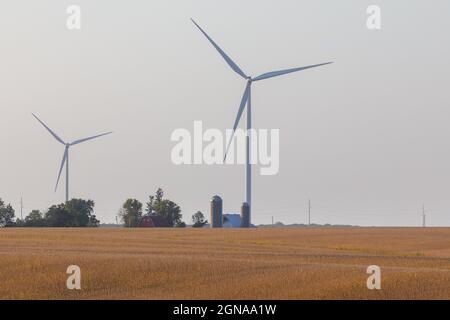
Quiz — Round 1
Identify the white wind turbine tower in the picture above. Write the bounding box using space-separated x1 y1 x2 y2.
192 19 332 224
32 113 113 203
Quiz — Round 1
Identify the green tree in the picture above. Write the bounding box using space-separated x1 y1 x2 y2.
0 199 16 227
145 188 165 215
145 195 155 215
88 214 100 227
192 211 207 228
24 210 46 227
65 199 96 227
45 204 71 227
154 188 164 207
14 219 25 227
43 199 98 227
154 199 182 227
119 199 143 227
144 188 183 227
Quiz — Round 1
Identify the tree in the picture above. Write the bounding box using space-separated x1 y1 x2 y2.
24 210 46 227
43 199 98 227
175 221 186 228
144 188 184 227
145 195 155 215
14 219 25 227
0 199 16 227
145 188 164 215
154 199 182 227
45 204 71 227
65 199 96 227
88 214 100 227
192 211 207 228
119 199 142 227
155 188 164 205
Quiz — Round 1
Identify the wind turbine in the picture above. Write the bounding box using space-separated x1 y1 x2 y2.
192 19 332 224
32 113 113 203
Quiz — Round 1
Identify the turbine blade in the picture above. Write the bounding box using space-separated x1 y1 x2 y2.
70 131 113 146
191 19 247 79
55 147 68 192
32 113 65 145
253 62 333 81
224 83 251 160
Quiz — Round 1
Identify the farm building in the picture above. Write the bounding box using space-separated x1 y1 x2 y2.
223 214 241 228
222 214 256 228
203 214 256 228
138 215 170 228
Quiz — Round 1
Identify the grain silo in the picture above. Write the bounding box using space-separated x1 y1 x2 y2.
240 202 250 228
210 195 223 228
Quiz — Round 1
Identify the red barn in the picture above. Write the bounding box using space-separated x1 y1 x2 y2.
138 215 170 228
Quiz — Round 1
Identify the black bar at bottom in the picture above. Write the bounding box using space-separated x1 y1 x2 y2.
0 300 447 319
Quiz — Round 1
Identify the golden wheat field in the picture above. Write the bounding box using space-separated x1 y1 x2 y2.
0 227 449 300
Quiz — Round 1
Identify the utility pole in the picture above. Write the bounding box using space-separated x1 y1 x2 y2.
20 197 23 220
422 204 426 228
308 199 311 226
271 216 274 227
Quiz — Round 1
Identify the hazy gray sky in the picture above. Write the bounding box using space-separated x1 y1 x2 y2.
1 0 450 226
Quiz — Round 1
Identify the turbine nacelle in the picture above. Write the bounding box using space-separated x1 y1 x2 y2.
192 19 333 224
192 19 333 161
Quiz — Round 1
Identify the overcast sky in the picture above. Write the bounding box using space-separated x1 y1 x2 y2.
1 0 450 226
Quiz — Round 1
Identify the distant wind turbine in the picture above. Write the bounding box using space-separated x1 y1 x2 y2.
32 113 113 202
192 19 332 224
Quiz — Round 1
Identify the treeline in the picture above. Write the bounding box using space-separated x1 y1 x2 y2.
0 198 99 228
119 188 207 228
1 188 208 228
119 188 184 227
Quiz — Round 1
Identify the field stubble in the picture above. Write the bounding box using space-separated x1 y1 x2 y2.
0 227 449 299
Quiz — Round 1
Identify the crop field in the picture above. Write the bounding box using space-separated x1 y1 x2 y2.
0 227 449 300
